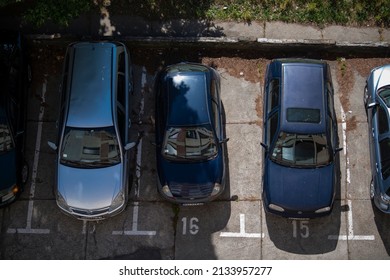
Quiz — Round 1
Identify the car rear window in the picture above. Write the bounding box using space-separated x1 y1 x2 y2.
286 108 321 123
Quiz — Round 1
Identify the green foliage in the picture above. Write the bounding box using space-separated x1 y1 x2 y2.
0 0 389 27
206 0 390 27
24 0 90 27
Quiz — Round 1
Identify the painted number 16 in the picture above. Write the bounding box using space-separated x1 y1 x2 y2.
182 217 199 235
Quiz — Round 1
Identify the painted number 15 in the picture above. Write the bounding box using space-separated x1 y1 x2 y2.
292 220 309 238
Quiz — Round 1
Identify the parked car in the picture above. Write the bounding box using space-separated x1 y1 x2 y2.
364 64 390 213
0 31 30 207
261 59 342 218
154 62 228 205
48 42 134 220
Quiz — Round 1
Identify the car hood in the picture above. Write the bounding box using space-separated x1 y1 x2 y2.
158 153 223 184
0 150 16 190
58 163 122 210
265 159 334 211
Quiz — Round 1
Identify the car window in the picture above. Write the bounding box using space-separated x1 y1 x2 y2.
267 112 278 146
117 73 126 108
162 125 217 161
117 107 126 145
378 86 390 107
377 104 389 135
327 82 335 119
0 112 13 154
379 138 390 180
210 78 221 139
267 79 280 113
60 126 120 168
271 132 330 167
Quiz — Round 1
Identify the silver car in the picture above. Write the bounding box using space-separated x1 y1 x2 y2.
364 64 390 213
48 42 134 220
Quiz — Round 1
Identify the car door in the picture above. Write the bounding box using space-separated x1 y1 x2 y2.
370 99 389 193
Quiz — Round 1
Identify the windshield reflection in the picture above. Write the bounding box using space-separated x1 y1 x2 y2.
162 125 217 161
0 123 13 154
271 132 330 167
60 126 120 168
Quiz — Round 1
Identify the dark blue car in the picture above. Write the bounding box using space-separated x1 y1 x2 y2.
0 31 30 207
261 59 342 218
154 62 228 205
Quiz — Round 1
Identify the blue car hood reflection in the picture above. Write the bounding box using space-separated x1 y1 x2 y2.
58 164 122 209
0 150 16 191
265 160 334 211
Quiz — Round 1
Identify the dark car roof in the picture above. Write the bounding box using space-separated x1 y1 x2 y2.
276 60 327 134
163 64 211 126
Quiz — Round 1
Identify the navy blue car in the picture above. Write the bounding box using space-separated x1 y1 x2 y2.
154 62 228 205
261 59 342 218
0 31 30 207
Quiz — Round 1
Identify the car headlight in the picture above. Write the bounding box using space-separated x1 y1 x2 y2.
380 193 390 204
109 191 125 212
1 184 19 202
56 192 70 211
315 206 331 214
269 203 285 212
211 183 222 196
162 184 173 198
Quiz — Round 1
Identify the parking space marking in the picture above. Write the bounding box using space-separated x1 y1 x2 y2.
7 79 50 234
328 200 375 240
134 137 142 198
340 106 351 184
220 214 263 238
112 202 156 236
134 66 147 198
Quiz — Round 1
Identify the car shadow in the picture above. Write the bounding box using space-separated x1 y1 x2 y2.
372 202 390 256
171 78 232 260
265 150 342 255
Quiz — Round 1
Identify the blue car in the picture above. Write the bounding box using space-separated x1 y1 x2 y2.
0 31 30 207
48 42 134 220
261 59 342 218
364 64 390 213
154 62 228 205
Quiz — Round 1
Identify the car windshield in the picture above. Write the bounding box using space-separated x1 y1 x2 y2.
271 132 330 167
162 125 217 161
60 126 120 168
0 123 13 154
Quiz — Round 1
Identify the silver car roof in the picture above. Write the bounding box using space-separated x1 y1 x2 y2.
66 42 117 128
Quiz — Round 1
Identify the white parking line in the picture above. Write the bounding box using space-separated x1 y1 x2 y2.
328 200 375 240
134 138 142 199
112 202 156 236
111 68 156 236
7 79 50 234
220 214 264 238
340 106 351 184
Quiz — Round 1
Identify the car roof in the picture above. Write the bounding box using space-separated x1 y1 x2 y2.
277 60 327 134
370 64 390 92
163 63 211 126
66 42 118 128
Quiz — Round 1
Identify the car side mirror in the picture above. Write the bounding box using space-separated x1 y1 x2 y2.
367 102 378 109
47 141 57 151
261 142 268 151
219 138 229 144
16 130 24 137
124 142 136 150
335 147 343 154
